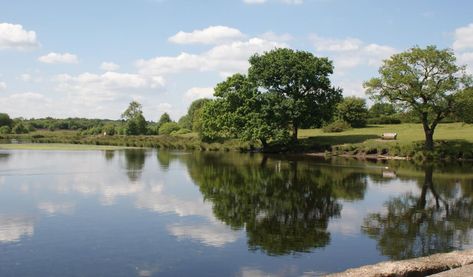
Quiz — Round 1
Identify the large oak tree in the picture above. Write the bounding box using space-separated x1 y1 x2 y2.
364 46 471 150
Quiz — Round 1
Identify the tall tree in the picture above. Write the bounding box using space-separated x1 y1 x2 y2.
121 101 147 135
248 48 342 142
0 113 13 128
200 74 288 147
364 45 471 150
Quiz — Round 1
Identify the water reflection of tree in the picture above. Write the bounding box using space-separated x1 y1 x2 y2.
184 153 367 255
104 150 115 161
362 165 473 260
123 149 146 182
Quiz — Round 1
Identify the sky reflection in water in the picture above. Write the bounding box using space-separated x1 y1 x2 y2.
0 149 472 276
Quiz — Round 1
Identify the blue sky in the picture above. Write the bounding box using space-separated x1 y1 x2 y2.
1 0 472 120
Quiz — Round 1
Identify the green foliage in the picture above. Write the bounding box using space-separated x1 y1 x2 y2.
102 124 116 136
159 122 180 135
336 97 368 127
0 113 13 128
454 87 473 124
248 48 342 140
0 126 11 134
200 74 288 147
187 98 212 131
157 113 171 127
122 101 147 135
364 45 472 150
172 128 191 135
12 122 29 134
369 103 396 118
177 115 191 130
322 120 351 133
367 115 401 125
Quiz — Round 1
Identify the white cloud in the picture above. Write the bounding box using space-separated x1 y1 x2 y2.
137 37 286 77
281 0 303 4
243 0 267 4
184 87 214 101
169 26 245 45
453 23 473 50
167 222 240 247
54 71 165 103
259 31 293 42
310 34 396 71
0 216 34 243
310 34 362 52
0 82 6 91
38 202 75 215
38 52 79 64
100 62 120 71
0 23 38 50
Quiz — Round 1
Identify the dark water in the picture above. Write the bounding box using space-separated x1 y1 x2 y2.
0 149 472 276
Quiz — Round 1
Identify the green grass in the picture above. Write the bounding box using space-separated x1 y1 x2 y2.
0 143 138 150
299 123 473 145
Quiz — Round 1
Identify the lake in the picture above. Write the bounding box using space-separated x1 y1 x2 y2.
0 149 472 276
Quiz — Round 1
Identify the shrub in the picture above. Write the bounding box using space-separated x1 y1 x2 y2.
172 128 191 135
0 126 11 134
12 122 29 134
159 122 180 135
336 97 368 128
367 115 401 124
322 120 351 133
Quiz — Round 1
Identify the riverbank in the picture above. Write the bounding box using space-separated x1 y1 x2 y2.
327 249 473 277
1 123 472 161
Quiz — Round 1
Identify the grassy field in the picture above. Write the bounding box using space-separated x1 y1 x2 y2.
299 123 473 145
0 143 137 151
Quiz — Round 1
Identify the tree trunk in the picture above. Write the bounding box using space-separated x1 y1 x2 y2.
292 124 298 143
260 138 268 149
424 129 434 151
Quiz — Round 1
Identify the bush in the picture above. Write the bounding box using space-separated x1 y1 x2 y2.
336 97 368 128
171 128 191 135
12 122 29 134
322 120 351 133
0 126 11 134
367 115 401 124
159 122 180 135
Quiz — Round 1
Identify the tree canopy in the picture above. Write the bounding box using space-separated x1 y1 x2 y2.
249 48 342 141
364 45 471 150
121 101 147 135
336 96 368 128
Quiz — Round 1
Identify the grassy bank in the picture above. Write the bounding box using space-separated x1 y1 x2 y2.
0 143 136 151
298 123 473 161
1 123 472 160
0 130 254 151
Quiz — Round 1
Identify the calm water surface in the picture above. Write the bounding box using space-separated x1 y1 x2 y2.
0 149 472 276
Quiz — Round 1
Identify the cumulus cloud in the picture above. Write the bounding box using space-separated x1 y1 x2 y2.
169 26 245 45
453 23 473 50
0 81 6 91
310 33 396 71
243 0 267 4
54 71 165 103
100 62 120 71
259 31 293 42
167 222 240 247
453 23 473 74
137 37 286 77
38 52 79 64
0 216 34 243
0 23 38 50
184 87 214 101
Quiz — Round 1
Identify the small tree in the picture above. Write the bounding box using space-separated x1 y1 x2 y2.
336 97 368 128
364 46 471 150
0 113 13 128
454 87 473 124
157 113 171 127
121 101 147 135
369 103 396 118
